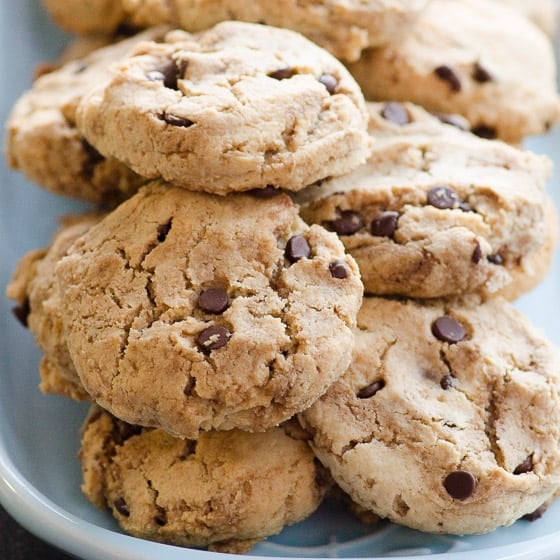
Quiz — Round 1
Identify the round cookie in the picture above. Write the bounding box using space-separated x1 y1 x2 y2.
80 405 330 552
56 182 363 438
7 214 103 400
75 22 370 195
297 102 552 299
300 296 560 535
6 29 166 204
41 0 430 62
347 0 560 143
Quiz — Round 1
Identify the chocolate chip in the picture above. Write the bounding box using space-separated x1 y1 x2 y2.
196 325 231 353
248 185 282 198
357 380 385 399
113 497 130 517
285 235 311 263
444 470 477 500
269 67 294 80
183 377 196 397
330 210 364 235
154 506 167 526
381 102 410 125
514 455 534 475
458 201 473 212
473 63 493 83
471 241 482 264
371 211 399 238
426 185 459 209
161 113 194 128
198 288 230 314
329 259 349 279
440 375 453 390
523 504 547 521
157 220 172 242
471 125 497 139
487 253 504 265
432 316 466 343
147 59 179 90
434 65 462 92
433 112 469 131
318 73 338 94
177 59 189 78
12 299 30 328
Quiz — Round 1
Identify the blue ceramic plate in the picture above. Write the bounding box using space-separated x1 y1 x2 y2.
1 2 560 558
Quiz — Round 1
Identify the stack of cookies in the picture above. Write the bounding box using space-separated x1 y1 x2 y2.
5 0 560 553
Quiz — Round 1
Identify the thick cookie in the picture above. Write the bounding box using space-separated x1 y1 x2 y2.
347 0 560 143
300 296 560 534
41 0 430 62
6 214 103 400
56 182 363 438
76 23 370 195
80 405 330 552
297 102 552 299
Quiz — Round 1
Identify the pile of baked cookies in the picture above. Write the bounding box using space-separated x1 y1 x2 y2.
6 0 560 553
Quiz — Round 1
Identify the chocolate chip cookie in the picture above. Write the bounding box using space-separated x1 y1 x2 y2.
75 22 370 195
300 296 560 534
56 182 363 438
347 0 560 143
297 102 552 299
80 405 330 552
41 0 430 62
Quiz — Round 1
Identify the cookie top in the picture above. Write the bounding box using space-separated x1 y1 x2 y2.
7 214 102 400
300 296 560 534
56 182 363 438
75 22 370 195
5 29 166 203
347 0 560 143
42 0 430 62
80 405 329 552
297 102 551 299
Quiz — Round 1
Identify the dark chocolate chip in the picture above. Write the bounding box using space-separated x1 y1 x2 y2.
440 375 453 390
471 241 482 264
357 380 385 399
161 113 194 128
471 125 497 139
426 185 459 209
157 220 172 242
433 112 469 131
523 504 547 521
329 259 349 279
269 67 294 80
183 377 196 397
12 299 30 328
473 63 493 83
113 497 130 517
198 288 230 314
196 325 231 353
444 470 477 500
285 235 311 263
154 506 168 526
318 73 338 94
146 59 179 89
487 253 504 265
330 210 364 235
514 455 534 475
371 211 399 237
432 316 466 343
381 102 410 125
434 65 462 92
248 185 282 198
177 59 189 78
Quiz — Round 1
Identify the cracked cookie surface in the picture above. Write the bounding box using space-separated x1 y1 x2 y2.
80 405 330 552
299 296 560 534
75 22 370 195
297 101 552 299
41 0 430 62
347 0 560 143
56 181 362 438
7 214 103 400
5 29 166 204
